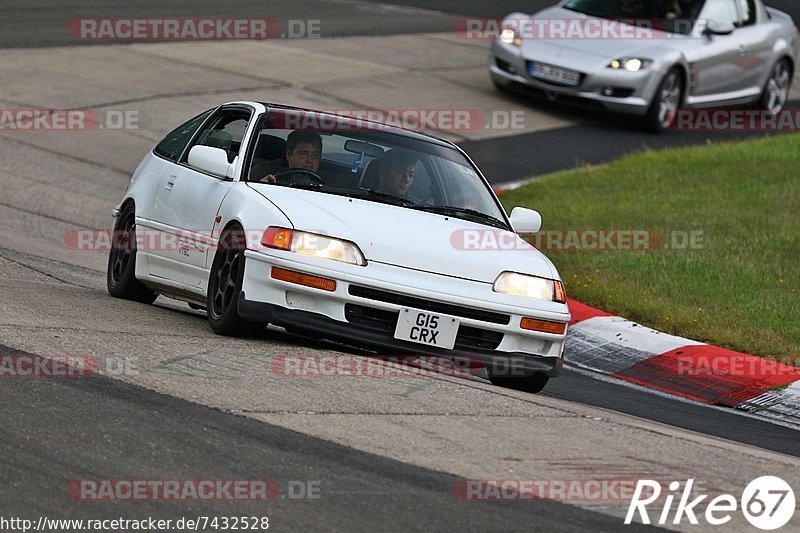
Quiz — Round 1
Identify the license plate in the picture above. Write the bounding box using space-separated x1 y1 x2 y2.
394 309 460 350
528 62 580 86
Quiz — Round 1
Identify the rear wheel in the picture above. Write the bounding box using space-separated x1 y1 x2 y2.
758 59 792 115
645 67 683 133
106 202 157 304
207 225 263 336
488 373 550 394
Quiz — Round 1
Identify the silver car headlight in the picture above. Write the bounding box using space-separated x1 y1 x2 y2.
261 227 366 266
493 272 566 303
607 58 653 72
500 27 522 46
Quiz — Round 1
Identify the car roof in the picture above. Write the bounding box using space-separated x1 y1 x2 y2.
221 100 459 149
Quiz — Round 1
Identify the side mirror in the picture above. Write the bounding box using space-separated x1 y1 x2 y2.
703 20 735 36
187 145 233 179
509 207 542 234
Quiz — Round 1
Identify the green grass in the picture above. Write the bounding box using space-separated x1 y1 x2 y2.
500 134 800 358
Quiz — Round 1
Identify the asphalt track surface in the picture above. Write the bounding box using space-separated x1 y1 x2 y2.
0 343 657 531
2 1 799 530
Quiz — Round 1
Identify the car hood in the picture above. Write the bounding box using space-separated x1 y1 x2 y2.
250 184 558 283
520 6 683 62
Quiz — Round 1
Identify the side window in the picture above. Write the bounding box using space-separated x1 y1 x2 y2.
736 0 756 26
153 110 211 162
248 129 289 182
703 0 739 27
186 110 251 166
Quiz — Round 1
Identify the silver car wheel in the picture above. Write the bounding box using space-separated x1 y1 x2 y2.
765 62 791 115
658 71 681 128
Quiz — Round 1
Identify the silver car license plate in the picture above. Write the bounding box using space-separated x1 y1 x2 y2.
394 309 459 350
528 62 581 86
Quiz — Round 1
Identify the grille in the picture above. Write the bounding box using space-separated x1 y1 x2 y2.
344 304 504 351
348 286 510 325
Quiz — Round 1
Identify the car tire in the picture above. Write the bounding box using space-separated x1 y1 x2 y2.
645 67 683 133
207 225 263 336
758 58 792 115
488 372 550 394
106 202 158 304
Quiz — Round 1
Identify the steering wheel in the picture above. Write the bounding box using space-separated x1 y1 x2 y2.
274 168 323 186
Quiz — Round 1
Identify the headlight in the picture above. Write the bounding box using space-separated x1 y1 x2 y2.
608 58 653 72
261 227 366 266
493 272 567 303
500 27 522 46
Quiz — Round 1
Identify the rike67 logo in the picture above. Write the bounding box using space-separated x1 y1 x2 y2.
626 477 795 530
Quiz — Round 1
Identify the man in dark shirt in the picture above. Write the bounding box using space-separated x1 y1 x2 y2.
255 131 322 183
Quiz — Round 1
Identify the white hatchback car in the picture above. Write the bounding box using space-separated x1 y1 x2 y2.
107 102 570 393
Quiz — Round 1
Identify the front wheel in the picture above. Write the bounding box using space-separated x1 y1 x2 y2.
207 226 263 336
106 202 157 304
644 68 683 133
488 373 550 394
758 59 792 115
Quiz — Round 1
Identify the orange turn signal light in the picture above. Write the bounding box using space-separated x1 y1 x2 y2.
261 227 293 250
520 318 566 335
271 267 336 292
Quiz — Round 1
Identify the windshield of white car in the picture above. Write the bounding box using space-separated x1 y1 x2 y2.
563 0 705 35
247 125 510 229
265 182 511 230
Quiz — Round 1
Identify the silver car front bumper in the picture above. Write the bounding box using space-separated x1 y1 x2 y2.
490 41 665 116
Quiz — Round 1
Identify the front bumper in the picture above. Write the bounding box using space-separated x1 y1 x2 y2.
239 250 569 377
490 41 661 116
239 297 562 376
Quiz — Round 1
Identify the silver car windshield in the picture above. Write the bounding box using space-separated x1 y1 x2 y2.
247 125 510 230
563 0 706 35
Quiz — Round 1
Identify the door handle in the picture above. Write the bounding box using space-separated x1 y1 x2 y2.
165 175 177 190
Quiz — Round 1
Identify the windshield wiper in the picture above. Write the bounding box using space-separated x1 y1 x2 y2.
360 189 418 207
269 182 366 196
276 182 322 190
412 205 509 230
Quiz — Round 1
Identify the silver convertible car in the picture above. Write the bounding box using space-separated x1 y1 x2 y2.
490 0 797 131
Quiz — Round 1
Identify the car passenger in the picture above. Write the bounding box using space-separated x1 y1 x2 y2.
376 149 416 198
